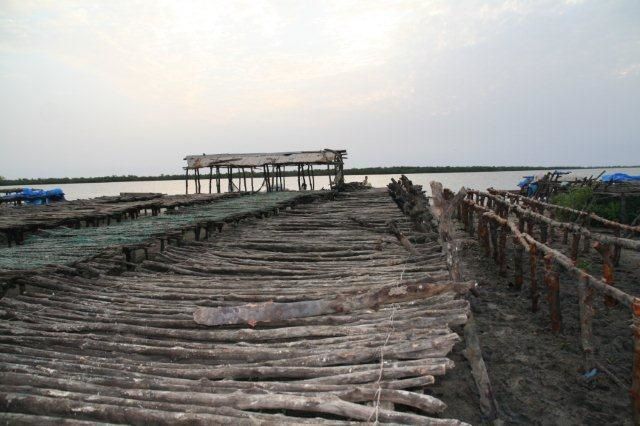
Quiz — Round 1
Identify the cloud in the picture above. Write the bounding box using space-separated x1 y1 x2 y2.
0 0 638 178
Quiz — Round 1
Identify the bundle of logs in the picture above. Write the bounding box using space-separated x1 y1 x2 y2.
0 188 475 424
0 192 240 247
458 188 640 422
388 177 498 422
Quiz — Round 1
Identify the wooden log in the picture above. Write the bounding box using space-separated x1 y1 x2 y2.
194 280 475 326
463 313 499 421
570 232 581 264
523 234 634 308
498 225 508 277
594 241 617 308
388 221 419 255
489 221 498 263
529 244 539 312
632 298 640 425
0 392 240 425
514 204 640 251
543 253 562 333
513 236 524 290
577 274 595 372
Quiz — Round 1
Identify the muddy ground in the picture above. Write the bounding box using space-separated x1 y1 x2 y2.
430 222 638 425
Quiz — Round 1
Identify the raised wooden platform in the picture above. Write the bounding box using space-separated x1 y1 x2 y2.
0 189 473 424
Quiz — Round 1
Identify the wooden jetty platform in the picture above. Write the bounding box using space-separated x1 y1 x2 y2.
0 192 239 246
0 188 478 424
183 149 347 194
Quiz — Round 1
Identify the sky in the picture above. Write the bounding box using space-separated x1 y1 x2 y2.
0 0 639 179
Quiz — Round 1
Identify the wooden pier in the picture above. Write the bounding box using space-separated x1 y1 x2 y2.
0 188 477 424
183 149 347 194
0 192 240 247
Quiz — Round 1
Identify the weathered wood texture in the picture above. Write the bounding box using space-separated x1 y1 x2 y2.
0 188 471 425
0 192 241 245
461 187 640 423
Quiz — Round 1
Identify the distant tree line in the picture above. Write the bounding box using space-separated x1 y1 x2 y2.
0 165 634 186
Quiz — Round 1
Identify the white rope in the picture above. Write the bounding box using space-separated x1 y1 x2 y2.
368 253 410 424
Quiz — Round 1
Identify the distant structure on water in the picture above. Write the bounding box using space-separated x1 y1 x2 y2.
183 149 347 194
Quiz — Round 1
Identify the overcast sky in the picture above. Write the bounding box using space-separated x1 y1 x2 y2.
1 0 638 178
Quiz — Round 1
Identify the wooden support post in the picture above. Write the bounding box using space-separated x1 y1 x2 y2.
327 164 333 187
530 244 539 312
336 162 344 187
468 208 475 235
310 165 315 190
582 217 591 253
632 298 640 425
540 221 548 243
460 203 468 230
242 168 247 192
303 165 308 189
498 225 508 277
594 241 617 308
185 169 189 195
570 232 581 265
208 166 213 194
263 165 271 192
250 168 255 192
544 253 562 333
526 219 534 237
297 165 301 190
513 236 524 290
577 275 595 371
489 220 499 263
477 215 488 258
215 167 221 193
227 167 233 192
613 228 622 266
562 228 569 245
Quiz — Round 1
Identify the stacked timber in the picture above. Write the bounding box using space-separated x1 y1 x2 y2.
388 175 436 233
0 189 473 424
0 192 239 246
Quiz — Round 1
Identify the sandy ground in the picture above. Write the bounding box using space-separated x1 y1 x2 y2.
431 222 638 425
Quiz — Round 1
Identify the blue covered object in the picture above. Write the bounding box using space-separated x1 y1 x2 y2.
601 173 640 183
0 187 66 205
517 176 534 188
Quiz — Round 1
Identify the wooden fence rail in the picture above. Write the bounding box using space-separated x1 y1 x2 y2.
459 187 640 423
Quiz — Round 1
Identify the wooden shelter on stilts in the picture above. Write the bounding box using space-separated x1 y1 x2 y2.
183 149 347 194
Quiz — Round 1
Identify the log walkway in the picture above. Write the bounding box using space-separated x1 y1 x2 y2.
0 189 474 424
0 192 240 246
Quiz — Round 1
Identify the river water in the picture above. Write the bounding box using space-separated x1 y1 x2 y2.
2 167 639 201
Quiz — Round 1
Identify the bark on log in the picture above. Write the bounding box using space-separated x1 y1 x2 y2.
194 280 474 326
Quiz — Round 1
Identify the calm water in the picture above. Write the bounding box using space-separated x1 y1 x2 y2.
2 167 639 201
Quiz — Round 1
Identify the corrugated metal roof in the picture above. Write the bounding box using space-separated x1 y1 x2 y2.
184 149 346 169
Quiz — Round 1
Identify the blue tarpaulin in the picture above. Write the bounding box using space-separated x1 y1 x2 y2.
0 188 65 205
601 173 640 183
517 176 534 188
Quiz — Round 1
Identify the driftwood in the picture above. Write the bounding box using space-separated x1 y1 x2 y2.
194 280 474 326
463 313 499 421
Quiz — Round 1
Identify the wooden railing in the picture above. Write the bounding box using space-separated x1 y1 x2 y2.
459 188 640 422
